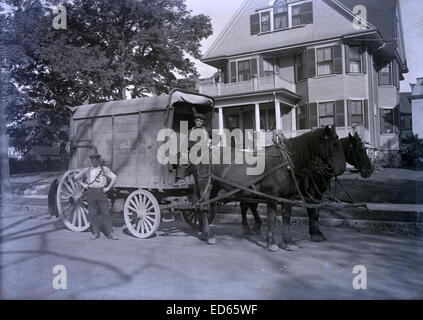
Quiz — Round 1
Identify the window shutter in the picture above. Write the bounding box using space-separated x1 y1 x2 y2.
361 45 367 74
302 2 313 24
309 102 318 128
250 14 260 35
345 45 350 73
259 56 264 78
393 60 398 89
394 104 400 133
251 58 258 78
335 100 345 127
230 61 237 83
347 99 352 126
333 45 343 74
364 99 369 128
306 48 316 78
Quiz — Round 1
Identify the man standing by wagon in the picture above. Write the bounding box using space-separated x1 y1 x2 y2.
74 152 118 240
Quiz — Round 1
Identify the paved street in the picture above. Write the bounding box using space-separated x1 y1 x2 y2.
1 207 422 300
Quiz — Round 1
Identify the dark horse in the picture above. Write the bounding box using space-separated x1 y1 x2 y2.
192 125 346 251
240 131 373 249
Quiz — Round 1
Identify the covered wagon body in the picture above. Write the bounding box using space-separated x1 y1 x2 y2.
68 90 214 190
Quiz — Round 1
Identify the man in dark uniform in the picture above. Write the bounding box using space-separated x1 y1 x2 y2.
74 152 118 240
175 113 212 185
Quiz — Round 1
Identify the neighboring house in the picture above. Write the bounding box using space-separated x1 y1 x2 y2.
399 92 412 139
199 0 408 165
23 145 61 161
410 78 423 139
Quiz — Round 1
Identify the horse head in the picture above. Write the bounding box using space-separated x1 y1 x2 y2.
318 125 346 177
344 132 374 178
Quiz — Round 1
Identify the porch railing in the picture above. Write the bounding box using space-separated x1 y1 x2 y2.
199 75 295 97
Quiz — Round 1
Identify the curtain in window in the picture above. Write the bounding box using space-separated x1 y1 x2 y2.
319 102 335 126
238 60 251 82
381 109 394 134
292 5 302 26
317 47 333 75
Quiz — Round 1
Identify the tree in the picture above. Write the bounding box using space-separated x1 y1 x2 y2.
2 0 212 153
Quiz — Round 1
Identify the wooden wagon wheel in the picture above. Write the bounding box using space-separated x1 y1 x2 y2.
56 169 90 232
124 189 161 239
182 206 215 230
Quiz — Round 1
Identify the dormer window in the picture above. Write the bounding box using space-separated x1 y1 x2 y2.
250 1 313 35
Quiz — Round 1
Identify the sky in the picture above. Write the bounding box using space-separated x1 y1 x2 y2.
185 0 423 93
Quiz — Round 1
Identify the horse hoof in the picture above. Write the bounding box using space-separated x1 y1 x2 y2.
286 244 299 252
311 233 326 242
267 244 279 252
206 237 217 245
279 242 298 251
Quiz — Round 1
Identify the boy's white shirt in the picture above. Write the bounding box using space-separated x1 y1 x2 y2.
78 166 116 188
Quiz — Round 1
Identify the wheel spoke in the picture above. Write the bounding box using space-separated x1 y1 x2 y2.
136 220 141 232
71 207 78 225
129 199 138 210
145 215 155 224
63 180 74 194
77 207 82 228
141 220 149 233
143 218 153 231
81 208 88 226
128 205 137 213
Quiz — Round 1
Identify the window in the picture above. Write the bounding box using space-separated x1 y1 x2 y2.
319 102 335 126
317 47 333 76
379 63 392 85
381 109 394 134
260 108 276 131
274 0 288 30
261 58 275 77
250 1 312 34
261 11 271 32
238 60 251 82
292 4 303 26
348 100 363 125
348 46 361 73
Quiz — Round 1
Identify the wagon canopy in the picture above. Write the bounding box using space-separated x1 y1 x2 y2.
70 89 214 120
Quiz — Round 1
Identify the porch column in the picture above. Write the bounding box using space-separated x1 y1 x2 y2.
275 100 282 131
291 105 297 132
254 103 261 131
218 107 225 146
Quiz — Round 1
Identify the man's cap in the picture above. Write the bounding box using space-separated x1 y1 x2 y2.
194 113 206 121
89 152 101 159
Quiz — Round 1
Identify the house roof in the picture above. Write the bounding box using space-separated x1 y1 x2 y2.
410 78 423 99
399 92 411 114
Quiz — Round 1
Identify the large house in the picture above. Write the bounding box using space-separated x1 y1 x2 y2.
199 0 407 165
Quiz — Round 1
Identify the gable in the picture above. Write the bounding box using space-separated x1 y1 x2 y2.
202 0 367 61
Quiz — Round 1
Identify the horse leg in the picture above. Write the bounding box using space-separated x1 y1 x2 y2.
240 202 253 235
307 208 326 242
249 203 262 234
266 201 278 252
279 205 299 251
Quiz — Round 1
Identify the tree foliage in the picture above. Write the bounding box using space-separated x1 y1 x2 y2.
1 0 212 153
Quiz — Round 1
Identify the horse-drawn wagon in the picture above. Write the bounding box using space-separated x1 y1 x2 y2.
50 88 370 249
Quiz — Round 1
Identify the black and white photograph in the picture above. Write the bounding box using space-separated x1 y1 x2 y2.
0 0 422 304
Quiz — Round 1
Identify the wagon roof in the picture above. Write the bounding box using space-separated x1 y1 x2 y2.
71 90 214 119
